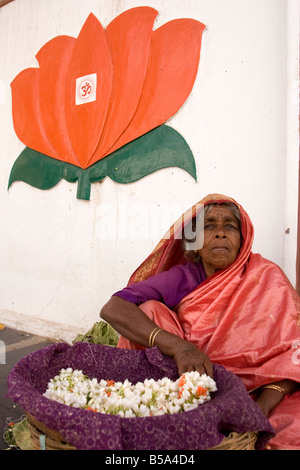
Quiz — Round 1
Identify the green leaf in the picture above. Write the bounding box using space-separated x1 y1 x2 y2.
8 147 80 190
103 125 197 184
8 148 94 200
8 125 196 200
72 321 119 346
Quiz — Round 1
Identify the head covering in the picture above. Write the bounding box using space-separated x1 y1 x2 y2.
128 193 254 283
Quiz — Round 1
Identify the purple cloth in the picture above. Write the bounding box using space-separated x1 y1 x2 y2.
7 342 275 450
113 261 207 308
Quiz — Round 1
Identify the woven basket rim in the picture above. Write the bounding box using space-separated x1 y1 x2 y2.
26 413 257 451
26 413 76 450
209 431 257 450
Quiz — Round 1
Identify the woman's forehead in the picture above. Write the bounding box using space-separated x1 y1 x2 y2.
205 205 238 220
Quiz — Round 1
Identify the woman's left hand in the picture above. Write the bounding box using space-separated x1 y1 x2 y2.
255 393 273 416
255 379 300 416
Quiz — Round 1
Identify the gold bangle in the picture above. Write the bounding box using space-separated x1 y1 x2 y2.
261 384 286 395
149 327 160 347
151 328 163 347
149 327 163 348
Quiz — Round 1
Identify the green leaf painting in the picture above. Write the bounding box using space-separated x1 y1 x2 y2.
8 126 197 200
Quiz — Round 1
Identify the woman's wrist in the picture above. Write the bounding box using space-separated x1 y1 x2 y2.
255 387 284 416
255 380 299 416
153 329 186 357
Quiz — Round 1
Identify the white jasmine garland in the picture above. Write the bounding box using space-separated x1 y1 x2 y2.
43 368 217 417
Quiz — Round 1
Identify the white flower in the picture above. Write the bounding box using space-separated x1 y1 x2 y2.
43 369 217 417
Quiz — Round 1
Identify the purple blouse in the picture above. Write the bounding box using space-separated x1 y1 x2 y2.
113 261 207 309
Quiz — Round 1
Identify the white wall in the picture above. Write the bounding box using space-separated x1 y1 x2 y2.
0 0 299 342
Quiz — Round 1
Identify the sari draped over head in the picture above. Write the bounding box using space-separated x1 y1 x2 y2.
118 194 300 449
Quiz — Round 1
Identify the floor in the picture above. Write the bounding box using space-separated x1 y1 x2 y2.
0 326 54 450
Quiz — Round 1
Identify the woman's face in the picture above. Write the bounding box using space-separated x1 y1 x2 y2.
196 205 242 277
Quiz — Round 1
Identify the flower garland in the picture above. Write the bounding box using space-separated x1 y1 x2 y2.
43 368 217 418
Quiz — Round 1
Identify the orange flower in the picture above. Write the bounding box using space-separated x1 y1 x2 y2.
178 375 186 388
11 8 205 170
196 386 208 397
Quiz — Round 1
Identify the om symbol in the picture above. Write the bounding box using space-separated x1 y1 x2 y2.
80 80 93 99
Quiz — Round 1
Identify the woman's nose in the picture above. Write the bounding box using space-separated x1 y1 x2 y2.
215 227 226 238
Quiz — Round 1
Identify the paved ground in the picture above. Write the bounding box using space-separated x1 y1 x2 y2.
0 326 54 450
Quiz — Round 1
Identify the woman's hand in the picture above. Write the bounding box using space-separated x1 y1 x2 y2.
255 380 300 417
255 392 274 417
101 296 213 378
170 339 213 378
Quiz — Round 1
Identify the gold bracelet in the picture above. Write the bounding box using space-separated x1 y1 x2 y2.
261 384 286 395
151 328 163 347
149 327 163 348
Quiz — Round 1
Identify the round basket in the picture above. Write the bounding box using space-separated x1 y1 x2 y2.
209 431 257 450
27 413 76 451
26 413 257 451
8 343 274 450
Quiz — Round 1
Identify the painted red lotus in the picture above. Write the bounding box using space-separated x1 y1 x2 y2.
9 7 206 199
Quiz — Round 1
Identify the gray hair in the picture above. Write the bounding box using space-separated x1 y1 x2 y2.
182 202 241 263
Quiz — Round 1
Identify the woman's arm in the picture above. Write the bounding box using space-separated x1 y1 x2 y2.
255 379 300 416
100 295 213 378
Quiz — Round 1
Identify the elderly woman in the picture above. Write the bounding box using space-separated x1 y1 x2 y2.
101 194 300 450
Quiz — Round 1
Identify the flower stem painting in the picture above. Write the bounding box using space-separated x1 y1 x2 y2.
8 7 206 200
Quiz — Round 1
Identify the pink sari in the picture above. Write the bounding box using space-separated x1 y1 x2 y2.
118 194 300 449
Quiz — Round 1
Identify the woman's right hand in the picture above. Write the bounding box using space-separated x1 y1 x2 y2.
101 296 213 379
171 339 214 378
